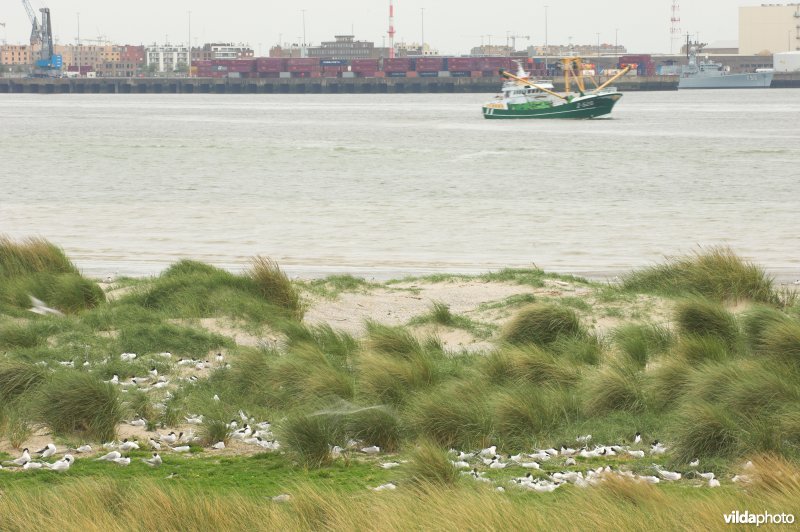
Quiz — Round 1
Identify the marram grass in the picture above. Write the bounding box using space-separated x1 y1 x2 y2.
622 246 777 303
1 458 799 532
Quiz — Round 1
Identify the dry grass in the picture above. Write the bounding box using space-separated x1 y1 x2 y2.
2 467 800 532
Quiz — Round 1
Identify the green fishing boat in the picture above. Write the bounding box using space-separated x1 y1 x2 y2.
482 58 632 120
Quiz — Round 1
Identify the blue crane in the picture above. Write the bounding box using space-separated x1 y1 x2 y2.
21 0 62 75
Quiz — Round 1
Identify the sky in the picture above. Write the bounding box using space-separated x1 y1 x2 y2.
1 0 760 55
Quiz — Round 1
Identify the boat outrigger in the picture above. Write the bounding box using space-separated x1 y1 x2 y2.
482 57 633 119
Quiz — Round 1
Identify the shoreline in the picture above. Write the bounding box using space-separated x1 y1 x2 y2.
76 259 800 285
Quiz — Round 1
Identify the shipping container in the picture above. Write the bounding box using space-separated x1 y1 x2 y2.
320 59 348 66
418 71 438 77
256 58 285 72
448 57 477 71
386 71 407 77
351 59 379 68
415 57 444 72
449 71 471 77
383 58 412 72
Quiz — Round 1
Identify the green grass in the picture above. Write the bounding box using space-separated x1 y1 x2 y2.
622 247 777 303
408 302 497 339
500 303 585 347
672 401 740 461
279 412 342 467
0 361 47 402
5 240 800 515
612 323 672 369
405 440 460 486
673 298 740 349
115 322 232 357
757 319 800 366
0 236 77 277
583 362 647 415
404 380 492 449
249 256 304 320
120 259 296 324
34 372 124 442
302 275 378 299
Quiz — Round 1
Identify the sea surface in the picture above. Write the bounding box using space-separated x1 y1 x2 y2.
1 90 799 280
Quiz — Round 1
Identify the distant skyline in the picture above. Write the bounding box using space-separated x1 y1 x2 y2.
1 1 763 54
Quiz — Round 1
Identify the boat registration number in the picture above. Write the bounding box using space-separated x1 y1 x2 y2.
576 101 595 109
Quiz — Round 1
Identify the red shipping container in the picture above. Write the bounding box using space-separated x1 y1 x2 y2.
352 59 379 68
383 58 411 72
256 58 285 72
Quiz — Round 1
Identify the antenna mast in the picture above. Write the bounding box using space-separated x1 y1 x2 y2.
670 0 681 54
388 0 396 59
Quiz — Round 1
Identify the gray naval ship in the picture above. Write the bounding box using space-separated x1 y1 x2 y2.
679 45 773 89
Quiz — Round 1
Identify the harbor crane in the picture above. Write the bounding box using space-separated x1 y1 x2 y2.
506 33 530 51
21 0 62 76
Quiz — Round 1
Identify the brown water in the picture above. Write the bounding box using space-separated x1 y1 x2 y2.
1 90 798 280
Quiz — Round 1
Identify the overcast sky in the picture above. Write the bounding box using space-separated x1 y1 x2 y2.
2 0 757 54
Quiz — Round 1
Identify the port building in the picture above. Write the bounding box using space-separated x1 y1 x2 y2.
740 3 800 54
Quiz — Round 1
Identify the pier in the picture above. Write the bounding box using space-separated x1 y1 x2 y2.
0 75 684 94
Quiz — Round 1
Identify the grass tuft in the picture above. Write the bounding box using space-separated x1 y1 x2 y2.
249 256 304 320
741 306 793 350
674 298 739 348
201 418 232 447
365 322 423 358
404 380 491 449
501 303 584 347
757 320 800 366
583 363 647 414
673 401 740 461
612 323 672 369
405 440 460 486
672 335 732 365
34 372 123 442
0 236 77 277
0 362 47 402
622 247 776 303
280 413 341 467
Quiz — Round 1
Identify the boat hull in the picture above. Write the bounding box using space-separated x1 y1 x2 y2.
678 71 773 89
482 93 622 119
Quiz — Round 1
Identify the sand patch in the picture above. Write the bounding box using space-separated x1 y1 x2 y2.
305 280 534 337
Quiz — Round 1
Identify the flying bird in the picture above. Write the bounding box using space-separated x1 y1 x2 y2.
29 295 64 316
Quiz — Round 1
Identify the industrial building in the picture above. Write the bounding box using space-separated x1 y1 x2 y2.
739 3 800 55
146 44 190 73
306 35 388 60
0 44 31 65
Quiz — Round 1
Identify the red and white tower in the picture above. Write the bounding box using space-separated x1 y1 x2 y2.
670 0 681 54
388 0 396 59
